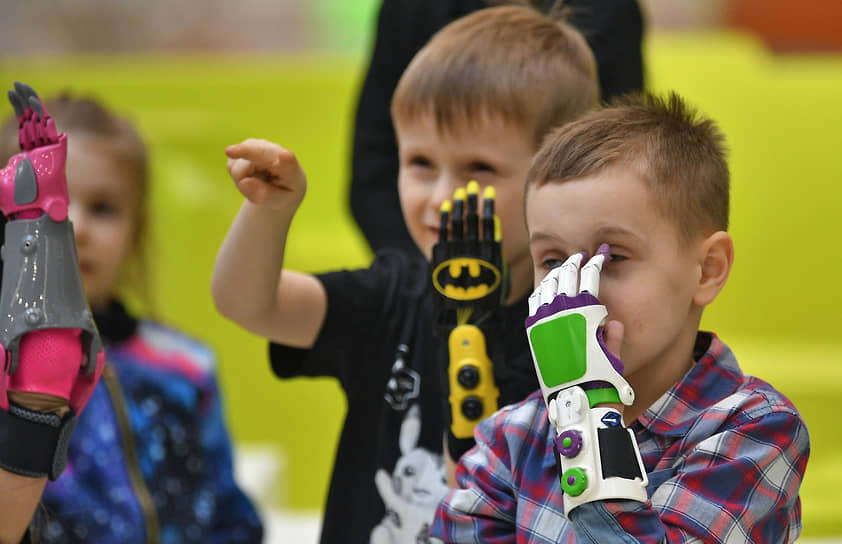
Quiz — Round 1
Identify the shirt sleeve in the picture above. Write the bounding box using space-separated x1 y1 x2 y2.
268 250 426 395
570 408 809 543
432 403 534 543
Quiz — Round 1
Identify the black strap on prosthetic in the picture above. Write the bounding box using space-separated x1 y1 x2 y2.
598 427 643 480
0 403 77 480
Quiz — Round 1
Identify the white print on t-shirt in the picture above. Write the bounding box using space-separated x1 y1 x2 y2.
370 404 448 544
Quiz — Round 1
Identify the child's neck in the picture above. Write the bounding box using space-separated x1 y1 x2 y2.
624 326 701 424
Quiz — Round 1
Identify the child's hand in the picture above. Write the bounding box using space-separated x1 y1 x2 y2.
525 243 635 411
526 246 647 514
0 82 106 481
431 181 504 458
225 139 306 210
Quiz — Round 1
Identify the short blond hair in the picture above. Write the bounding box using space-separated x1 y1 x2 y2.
391 4 599 147
527 92 730 241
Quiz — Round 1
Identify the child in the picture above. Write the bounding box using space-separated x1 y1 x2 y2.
0 93 263 543
211 4 599 542
349 0 645 254
431 93 810 542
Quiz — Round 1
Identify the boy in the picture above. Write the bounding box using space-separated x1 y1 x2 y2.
431 93 810 543
212 5 599 543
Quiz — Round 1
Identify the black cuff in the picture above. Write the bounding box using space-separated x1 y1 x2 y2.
0 403 77 480
446 430 476 461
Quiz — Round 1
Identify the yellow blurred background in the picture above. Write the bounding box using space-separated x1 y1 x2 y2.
1 0 840 538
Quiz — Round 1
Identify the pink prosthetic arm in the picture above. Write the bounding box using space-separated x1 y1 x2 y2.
0 82 104 479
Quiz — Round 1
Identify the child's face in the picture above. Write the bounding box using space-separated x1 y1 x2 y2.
66 137 143 311
526 168 704 378
396 114 535 299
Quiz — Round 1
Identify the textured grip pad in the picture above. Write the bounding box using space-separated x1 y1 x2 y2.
9 329 83 398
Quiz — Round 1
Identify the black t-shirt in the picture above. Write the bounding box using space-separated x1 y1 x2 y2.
269 250 535 544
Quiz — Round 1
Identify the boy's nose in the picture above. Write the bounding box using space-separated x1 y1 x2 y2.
430 173 463 211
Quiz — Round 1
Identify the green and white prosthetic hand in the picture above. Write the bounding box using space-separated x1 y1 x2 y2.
525 244 647 518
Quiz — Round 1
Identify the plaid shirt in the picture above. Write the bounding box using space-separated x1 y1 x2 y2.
431 332 809 543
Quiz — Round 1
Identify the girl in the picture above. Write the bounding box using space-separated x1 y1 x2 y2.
0 94 263 544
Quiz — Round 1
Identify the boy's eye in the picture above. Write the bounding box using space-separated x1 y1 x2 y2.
408 156 432 168
541 258 565 270
91 201 117 217
608 254 627 263
470 161 495 174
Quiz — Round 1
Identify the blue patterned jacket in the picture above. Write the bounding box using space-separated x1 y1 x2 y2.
38 301 263 544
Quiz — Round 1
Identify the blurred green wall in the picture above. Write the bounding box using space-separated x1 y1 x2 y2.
1 30 840 536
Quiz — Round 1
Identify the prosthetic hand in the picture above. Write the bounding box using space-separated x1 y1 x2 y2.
0 82 105 480
432 181 503 459
526 244 647 518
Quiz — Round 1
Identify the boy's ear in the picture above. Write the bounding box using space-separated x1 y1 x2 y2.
693 231 734 307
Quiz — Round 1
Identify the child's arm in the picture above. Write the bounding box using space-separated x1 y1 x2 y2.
0 453 46 544
211 139 327 348
0 83 104 542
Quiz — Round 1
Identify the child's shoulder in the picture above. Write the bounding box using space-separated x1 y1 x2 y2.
722 372 804 426
115 320 216 382
677 336 807 447
370 248 429 282
321 248 430 304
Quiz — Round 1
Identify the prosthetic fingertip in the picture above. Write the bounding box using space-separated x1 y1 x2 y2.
440 200 452 213
564 252 585 267
14 82 37 102
528 290 541 315
8 90 24 117
453 187 467 201
596 243 611 260
467 180 479 195
483 186 496 200
28 96 44 118
493 216 502 242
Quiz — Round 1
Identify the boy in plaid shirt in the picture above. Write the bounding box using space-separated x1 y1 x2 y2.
432 93 809 543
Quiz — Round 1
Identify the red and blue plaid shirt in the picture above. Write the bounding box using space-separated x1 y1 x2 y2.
432 332 809 543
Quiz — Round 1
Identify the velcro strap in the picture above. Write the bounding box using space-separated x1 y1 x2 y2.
598 427 643 480
0 403 77 480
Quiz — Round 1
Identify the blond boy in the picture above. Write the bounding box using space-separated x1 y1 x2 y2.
432 93 809 543
212 5 600 543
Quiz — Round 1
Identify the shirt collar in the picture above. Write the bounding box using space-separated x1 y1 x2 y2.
92 299 138 346
636 332 743 437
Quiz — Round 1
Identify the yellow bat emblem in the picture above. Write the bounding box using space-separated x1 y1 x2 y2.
432 258 501 301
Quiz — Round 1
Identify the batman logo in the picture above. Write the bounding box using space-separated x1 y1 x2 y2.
432 258 501 301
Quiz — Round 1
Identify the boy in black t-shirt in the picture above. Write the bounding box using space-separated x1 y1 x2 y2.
212 5 599 542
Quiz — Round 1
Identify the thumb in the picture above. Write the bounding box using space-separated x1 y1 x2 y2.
602 319 624 360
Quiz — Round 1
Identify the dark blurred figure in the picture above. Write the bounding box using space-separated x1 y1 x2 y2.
349 0 646 254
